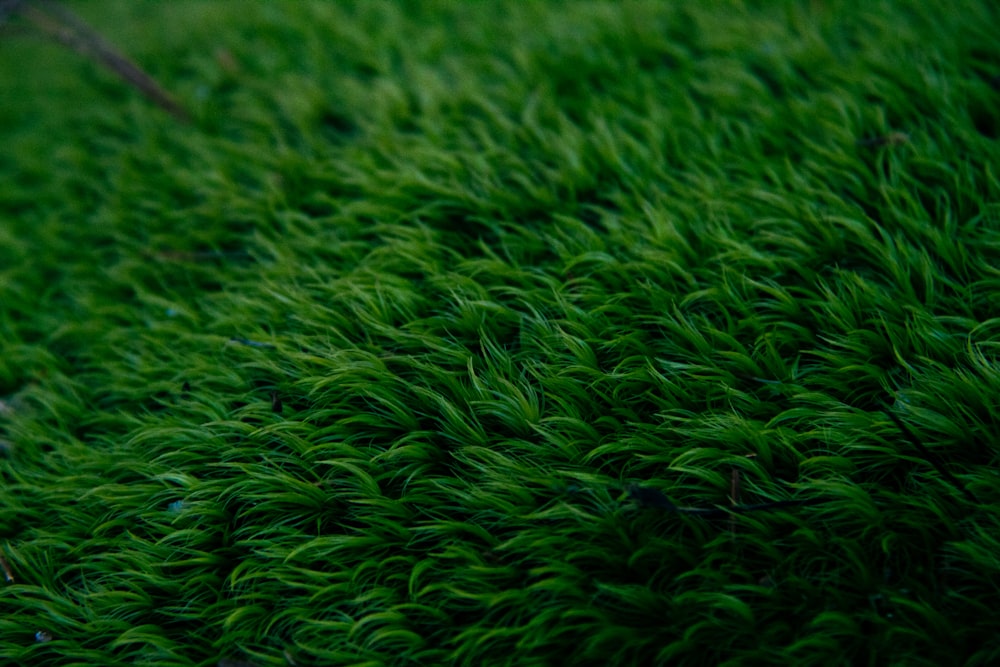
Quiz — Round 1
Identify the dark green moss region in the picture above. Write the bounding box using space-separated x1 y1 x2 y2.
1 0 999 665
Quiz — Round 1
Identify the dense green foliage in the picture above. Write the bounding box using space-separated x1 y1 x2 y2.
2 1 999 665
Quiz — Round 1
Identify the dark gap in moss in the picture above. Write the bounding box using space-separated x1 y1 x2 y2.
747 61 788 100
317 107 359 142
969 101 999 139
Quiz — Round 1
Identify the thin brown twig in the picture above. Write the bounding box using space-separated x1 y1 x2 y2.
729 467 741 536
856 132 909 148
16 0 190 121
151 249 251 262
627 483 826 518
0 553 15 583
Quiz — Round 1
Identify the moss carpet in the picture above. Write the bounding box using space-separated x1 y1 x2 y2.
1 1 999 665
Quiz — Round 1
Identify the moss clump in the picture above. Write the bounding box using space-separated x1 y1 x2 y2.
1 1 999 665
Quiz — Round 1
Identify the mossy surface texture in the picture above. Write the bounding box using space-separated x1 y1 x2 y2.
2 1 999 665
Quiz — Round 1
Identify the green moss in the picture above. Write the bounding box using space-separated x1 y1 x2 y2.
1 0 999 665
